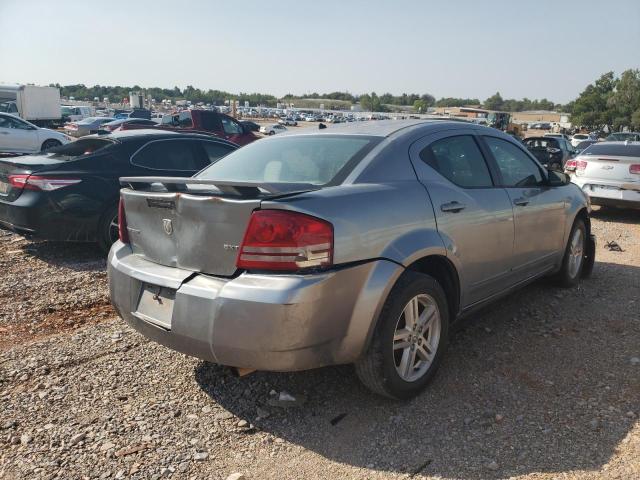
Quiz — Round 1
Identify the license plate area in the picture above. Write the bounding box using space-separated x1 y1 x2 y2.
0 182 8 195
133 283 176 330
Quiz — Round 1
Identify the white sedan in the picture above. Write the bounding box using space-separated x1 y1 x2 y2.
0 113 71 154
259 124 288 136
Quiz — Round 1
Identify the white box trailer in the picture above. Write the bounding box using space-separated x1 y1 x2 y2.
0 84 61 126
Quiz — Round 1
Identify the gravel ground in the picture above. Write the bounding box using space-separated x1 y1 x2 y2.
1 207 638 480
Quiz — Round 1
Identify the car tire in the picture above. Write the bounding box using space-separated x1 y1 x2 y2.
97 204 119 254
41 139 61 152
556 217 587 287
268 131 275 136
355 271 449 400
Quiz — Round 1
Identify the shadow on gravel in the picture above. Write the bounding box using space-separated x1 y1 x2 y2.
14 239 106 271
590 206 640 225
195 261 639 478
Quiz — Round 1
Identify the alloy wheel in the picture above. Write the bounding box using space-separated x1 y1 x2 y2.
393 294 441 382
567 228 584 278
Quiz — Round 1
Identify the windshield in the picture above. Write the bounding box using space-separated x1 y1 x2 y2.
573 134 588 140
196 135 380 185
581 143 640 157
606 132 640 141
46 138 114 160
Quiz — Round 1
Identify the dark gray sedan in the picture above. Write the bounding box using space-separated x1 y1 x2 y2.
108 120 595 398
64 116 115 137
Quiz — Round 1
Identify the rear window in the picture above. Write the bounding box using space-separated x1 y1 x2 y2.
573 134 588 140
581 143 640 157
46 138 114 160
524 138 557 149
195 135 379 185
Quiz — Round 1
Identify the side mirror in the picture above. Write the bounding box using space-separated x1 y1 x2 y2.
547 170 570 186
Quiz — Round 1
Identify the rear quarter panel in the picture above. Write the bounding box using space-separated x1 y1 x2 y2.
262 181 446 266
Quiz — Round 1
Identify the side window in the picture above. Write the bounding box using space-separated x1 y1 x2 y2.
132 140 202 171
484 137 543 187
6 117 31 130
178 112 193 128
201 142 234 164
220 116 242 135
419 135 493 188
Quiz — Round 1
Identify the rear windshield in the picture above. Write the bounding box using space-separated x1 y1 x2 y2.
573 134 588 139
581 143 640 157
524 138 557 148
46 138 114 160
195 135 379 186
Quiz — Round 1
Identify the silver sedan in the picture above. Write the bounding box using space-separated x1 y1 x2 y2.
108 120 595 399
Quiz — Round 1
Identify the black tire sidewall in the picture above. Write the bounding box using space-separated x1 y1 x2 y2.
97 205 118 253
41 139 61 152
376 272 449 399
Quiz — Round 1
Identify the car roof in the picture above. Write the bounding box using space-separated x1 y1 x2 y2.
97 128 238 146
280 119 475 138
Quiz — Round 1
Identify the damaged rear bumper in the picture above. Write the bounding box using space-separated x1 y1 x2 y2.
107 241 402 371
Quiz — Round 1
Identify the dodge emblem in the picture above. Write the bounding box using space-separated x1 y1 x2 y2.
162 219 173 235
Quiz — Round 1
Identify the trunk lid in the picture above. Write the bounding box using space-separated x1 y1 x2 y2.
120 177 316 276
0 154 65 201
575 154 640 183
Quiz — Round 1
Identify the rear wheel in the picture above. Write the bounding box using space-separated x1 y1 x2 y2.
557 218 586 287
97 205 119 253
355 271 449 399
268 131 275 136
41 139 61 152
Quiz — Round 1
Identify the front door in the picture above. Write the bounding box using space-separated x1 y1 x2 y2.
0 115 39 153
480 135 566 280
410 131 515 307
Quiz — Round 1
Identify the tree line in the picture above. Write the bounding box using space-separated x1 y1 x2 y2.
51 68 640 129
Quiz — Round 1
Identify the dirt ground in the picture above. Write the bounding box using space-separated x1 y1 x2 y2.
0 206 638 480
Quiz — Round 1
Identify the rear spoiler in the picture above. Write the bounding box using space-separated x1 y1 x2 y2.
119 176 317 197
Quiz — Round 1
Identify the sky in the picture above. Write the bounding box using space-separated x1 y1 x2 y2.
1 0 639 104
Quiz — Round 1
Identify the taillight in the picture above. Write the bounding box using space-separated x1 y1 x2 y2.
565 159 577 171
630 164 640 174
237 210 333 271
576 160 588 171
8 174 81 191
118 197 129 243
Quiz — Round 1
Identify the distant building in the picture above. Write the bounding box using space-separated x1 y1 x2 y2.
512 110 570 124
432 106 487 118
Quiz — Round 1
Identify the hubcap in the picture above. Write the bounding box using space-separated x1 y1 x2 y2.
567 228 584 278
393 294 441 382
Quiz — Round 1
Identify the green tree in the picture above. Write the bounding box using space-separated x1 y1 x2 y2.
484 92 504 111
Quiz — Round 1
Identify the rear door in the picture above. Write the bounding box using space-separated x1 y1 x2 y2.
480 135 566 279
409 130 515 307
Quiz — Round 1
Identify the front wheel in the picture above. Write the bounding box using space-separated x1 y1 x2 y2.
41 139 61 152
557 218 587 287
355 271 449 399
268 131 275 136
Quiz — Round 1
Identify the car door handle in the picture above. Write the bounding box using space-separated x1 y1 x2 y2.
440 201 466 213
514 198 530 206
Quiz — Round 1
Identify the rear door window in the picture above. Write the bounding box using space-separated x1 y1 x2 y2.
132 140 205 171
201 141 235 164
220 116 243 135
47 138 114 160
419 135 494 188
484 136 543 187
